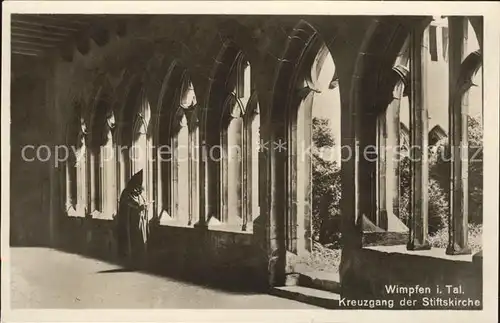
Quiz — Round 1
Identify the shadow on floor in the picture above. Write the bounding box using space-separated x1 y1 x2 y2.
96 268 138 274
10 243 267 295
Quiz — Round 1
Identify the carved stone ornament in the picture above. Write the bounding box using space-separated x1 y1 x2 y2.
80 119 88 135
225 94 243 119
107 113 116 129
179 113 188 127
180 82 197 109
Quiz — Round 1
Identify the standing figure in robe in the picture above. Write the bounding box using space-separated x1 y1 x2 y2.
116 169 149 268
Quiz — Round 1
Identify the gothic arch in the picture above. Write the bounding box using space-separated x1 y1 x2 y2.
350 16 484 255
216 19 261 63
453 50 482 97
65 100 85 148
115 76 143 147
64 100 87 215
201 21 261 136
202 41 260 229
205 40 249 123
154 62 200 225
88 82 114 151
267 20 342 276
155 61 199 142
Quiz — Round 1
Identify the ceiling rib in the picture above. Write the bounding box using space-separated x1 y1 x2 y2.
11 14 124 58
11 46 45 55
28 14 90 25
14 15 87 27
11 24 70 37
12 39 56 49
12 50 40 57
12 32 66 43
12 18 80 32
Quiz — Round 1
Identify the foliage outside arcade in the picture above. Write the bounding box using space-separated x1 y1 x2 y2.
305 115 483 272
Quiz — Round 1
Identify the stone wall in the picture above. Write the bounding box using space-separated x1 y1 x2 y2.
340 246 482 309
57 216 265 289
10 58 53 246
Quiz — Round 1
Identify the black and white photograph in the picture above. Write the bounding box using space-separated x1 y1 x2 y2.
1 1 499 322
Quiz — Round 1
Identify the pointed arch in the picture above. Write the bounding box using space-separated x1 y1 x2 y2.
270 19 341 261
114 76 143 198
352 16 484 255
129 91 154 212
86 81 116 217
204 41 260 231
155 62 201 226
64 101 87 217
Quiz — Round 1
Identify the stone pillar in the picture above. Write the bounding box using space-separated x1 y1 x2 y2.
407 26 431 251
387 84 403 221
287 103 298 254
189 127 200 226
195 138 208 227
376 113 388 229
359 111 378 225
196 100 217 228
77 142 88 214
65 161 72 210
446 17 471 255
155 148 161 215
267 116 287 286
296 91 313 254
340 69 362 249
86 147 93 214
384 70 408 231
106 141 117 216
89 150 99 212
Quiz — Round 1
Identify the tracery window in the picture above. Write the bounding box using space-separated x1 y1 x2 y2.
131 95 153 208
90 144 102 214
66 151 78 210
99 113 117 217
160 78 199 225
67 119 88 217
218 53 259 231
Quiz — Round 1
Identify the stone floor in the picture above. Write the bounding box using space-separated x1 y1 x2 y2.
9 247 320 309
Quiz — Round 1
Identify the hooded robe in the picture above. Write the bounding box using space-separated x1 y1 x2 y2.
116 170 149 264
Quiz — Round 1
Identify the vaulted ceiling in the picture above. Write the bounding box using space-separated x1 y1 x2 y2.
11 14 129 61
11 14 102 57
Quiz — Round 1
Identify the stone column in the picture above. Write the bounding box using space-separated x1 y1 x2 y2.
189 127 200 226
407 26 431 251
287 101 298 254
376 113 388 229
196 101 218 227
340 69 362 249
65 161 72 210
386 84 403 221
89 150 99 212
106 141 117 216
446 17 471 255
268 117 287 286
296 91 314 254
385 68 408 230
195 137 208 227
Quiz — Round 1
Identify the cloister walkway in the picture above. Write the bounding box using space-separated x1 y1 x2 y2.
10 247 318 309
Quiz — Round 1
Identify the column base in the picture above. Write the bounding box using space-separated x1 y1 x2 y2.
446 245 472 255
406 241 431 251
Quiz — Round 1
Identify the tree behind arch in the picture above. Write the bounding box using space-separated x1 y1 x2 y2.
311 117 341 245
429 115 483 225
